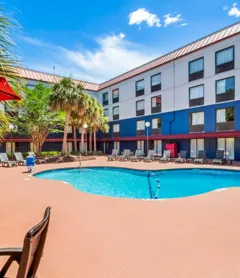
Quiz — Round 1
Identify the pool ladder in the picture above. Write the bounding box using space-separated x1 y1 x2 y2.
147 172 161 199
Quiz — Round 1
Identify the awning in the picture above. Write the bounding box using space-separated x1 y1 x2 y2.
0 77 21 101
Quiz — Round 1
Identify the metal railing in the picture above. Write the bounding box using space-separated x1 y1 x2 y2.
147 172 161 199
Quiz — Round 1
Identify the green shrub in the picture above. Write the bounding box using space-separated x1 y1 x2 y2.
40 151 61 157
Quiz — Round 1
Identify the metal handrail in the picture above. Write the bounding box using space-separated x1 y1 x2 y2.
147 172 161 199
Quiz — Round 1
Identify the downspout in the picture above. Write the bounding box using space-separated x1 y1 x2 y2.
169 60 176 140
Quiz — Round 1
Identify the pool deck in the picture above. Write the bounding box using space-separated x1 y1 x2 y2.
0 156 240 277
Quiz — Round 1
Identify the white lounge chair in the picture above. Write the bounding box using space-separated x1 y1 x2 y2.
143 150 155 162
14 152 26 166
194 150 206 164
107 149 118 161
212 150 225 165
159 150 171 163
130 150 142 162
0 153 17 167
175 151 187 163
119 149 131 161
28 152 47 164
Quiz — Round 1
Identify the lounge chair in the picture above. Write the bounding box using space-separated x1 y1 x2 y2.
212 150 225 165
143 150 155 162
0 153 17 167
0 207 51 278
107 149 118 161
28 152 47 164
14 152 26 166
130 150 142 162
119 149 131 161
159 150 171 163
175 150 187 163
194 150 206 164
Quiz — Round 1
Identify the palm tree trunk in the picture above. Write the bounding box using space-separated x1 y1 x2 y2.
93 130 97 153
89 131 92 152
85 129 88 154
73 125 77 151
62 110 70 153
81 127 84 153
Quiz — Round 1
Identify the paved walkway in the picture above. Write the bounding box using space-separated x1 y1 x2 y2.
0 157 240 277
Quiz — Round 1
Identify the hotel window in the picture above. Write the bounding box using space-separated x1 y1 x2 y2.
189 112 204 132
113 124 120 137
152 118 162 135
136 79 144 97
137 141 145 155
217 138 234 160
189 85 204 107
154 140 162 156
67 125 73 133
151 96 161 114
216 107 234 131
136 120 145 136
102 92 108 106
104 108 109 117
112 89 119 103
112 106 119 120
216 76 235 103
216 46 234 74
189 57 204 81
136 100 145 116
151 73 161 92
113 141 120 153
190 139 204 158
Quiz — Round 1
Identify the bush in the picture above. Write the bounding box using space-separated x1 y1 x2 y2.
40 151 61 157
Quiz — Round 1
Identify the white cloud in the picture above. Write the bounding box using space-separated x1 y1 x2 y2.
128 8 161 28
179 23 188 27
20 33 160 83
164 13 183 27
223 5 229 10
228 3 240 17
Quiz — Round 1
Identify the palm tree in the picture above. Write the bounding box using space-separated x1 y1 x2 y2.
70 110 80 152
49 78 81 153
0 110 8 139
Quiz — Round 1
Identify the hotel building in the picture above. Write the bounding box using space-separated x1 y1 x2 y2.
1 21 240 160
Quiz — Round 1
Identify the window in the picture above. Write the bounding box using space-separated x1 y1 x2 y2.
216 46 234 73
112 89 119 103
217 138 234 160
154 140 162 156
112 106 119 120
137 141 145 155
152 118 162 134
189 85 204 107
190 139 204 157
14 142 19 152
189 57 204 81
67 125 73 133
102 92 108 106
136 100 145 116
113 124 120 132
136 120 145 135
216 77 235 103
104 108 109 117
151 96 161 114
216 107 234 131
113 141 120 153
189 112 204 132
136 79 144 97
151 74 161 92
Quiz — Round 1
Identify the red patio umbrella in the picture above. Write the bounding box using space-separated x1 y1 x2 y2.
0 76 21 101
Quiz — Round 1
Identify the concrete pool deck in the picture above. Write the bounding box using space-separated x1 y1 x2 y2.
0 156 240 277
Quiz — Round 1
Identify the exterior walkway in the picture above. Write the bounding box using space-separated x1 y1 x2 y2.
0 157 240 277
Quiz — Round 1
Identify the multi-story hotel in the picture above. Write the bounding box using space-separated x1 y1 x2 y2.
1 21 240 160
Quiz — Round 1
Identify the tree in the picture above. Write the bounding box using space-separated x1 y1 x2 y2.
15 83 64 154
0 110 8 139
50 78 82 153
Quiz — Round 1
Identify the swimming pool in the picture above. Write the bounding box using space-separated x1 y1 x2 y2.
34 167 240 199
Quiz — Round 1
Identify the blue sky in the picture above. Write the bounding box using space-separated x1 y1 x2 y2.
5 0 240 83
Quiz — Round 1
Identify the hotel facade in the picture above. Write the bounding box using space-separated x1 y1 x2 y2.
1 22 240 160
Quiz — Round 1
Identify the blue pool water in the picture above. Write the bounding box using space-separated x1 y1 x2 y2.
34 167 240 199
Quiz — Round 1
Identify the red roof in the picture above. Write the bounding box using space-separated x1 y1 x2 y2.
0 77 21 101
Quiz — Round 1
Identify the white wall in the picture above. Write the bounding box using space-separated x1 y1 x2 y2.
98 34 240 121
